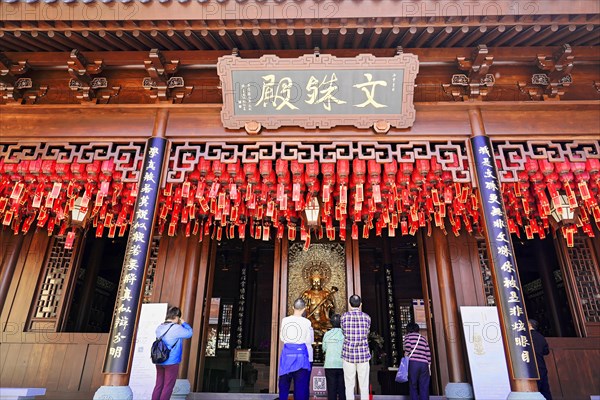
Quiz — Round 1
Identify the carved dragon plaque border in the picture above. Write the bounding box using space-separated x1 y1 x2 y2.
217 53 419 130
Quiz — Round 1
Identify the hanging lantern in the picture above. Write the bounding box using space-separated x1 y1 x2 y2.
571 161 586 175
290 160 304 177
539 159 554 176
353 159 366 177
198 157 211 176
416 159 430 176
525 157 539 175
555 160 571 175
586 158 600 175
430 156 443 176
306 160 319 179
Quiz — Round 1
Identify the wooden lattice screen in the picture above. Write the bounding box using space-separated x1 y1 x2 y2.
142 237 161 304
477 240 496 306
565 235 600 324
28 236 79 331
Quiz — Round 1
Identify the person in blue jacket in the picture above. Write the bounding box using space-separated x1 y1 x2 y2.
151 306 193 400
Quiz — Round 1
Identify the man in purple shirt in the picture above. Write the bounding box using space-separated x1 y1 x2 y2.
340 295 371 400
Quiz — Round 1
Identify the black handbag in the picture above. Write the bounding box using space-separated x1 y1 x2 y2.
151 323 176 364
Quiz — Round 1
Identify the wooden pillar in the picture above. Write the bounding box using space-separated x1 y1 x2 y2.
178 237 203 378
195 239 217 391
469 108 539 393
269 237 285 393
432 226 467 383
382 236 399 366
100 109 170 388
0 233 24 311
74 233 104 331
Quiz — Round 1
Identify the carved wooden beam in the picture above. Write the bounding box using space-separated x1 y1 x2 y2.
444 45 495 101
534 43 574 99
67 49 115 103
0 53 30 85
142 49 191 103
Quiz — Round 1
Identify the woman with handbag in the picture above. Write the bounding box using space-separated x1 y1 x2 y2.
403 323 431 400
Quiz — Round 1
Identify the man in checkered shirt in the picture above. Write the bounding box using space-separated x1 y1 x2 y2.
340 294 371 400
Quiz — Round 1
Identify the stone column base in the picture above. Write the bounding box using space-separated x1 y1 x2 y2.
445 382 475 400
507 391 546 399
93 386 133 400
171 379 191 400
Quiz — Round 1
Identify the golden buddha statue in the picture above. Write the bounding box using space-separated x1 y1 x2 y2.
301 274 337 336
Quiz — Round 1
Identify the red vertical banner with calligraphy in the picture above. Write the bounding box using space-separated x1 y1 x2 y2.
103 137 168 374
470 135 540 380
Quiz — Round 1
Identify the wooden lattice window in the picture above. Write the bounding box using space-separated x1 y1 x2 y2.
142 237 161 304
477 240 496 306
566 236 600 323
28 236 79 331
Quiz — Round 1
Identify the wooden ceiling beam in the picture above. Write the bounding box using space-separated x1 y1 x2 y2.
219 29 238 50
381 27 400 48
337 27 348 48
571 27 599 46
477 26 506 46
443 26 470 48
116 30 148 51
351 27 365 49
64 31 100 51
0 33 25 52
304 28 313 50
184 30 209 50
491 25 524 47
14 31 54 52
81 31 113 51
98 30 132 51
286 29 297 50
251 28 267 50
235 29 253 51
399 27 417 47
132 30 158 49
366 27 382 48
413 26 435 48
150 30 177 50
510 25 542 47
321 28 330 49
525 25 558 46
47 31 77 51
429 26 452 48
167 30 193 51
567 25 596 45
201 30 223 51
30 31 71 52
538 25 577 46
460 26 488 47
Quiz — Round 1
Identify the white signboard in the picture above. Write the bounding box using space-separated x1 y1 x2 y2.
130 303 169 400
460 306 511 400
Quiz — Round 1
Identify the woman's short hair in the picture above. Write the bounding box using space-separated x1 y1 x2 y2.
406 322 420 333
166 306 182 320
330 314 341 328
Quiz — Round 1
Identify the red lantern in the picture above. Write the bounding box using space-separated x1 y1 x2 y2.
555 160 571 175
42 160 55 175
198 157 211 176
86 161 101 178
213 160 224 177
399 161 413 177
383 161 396 178
275 159 288 177
524 157 539 175
17 160 29 175
430 156 443 176
416 159 430 176
101 159 115 175
411 170 424 186
353 159 366 176
259 160 272 178
306 160 319 179
336 159 348 176
55 162 70 176
586 158 600 175
290 160 304 177
539 159 554 176
28 159 42 175
571 161 586 174
322 163 335 178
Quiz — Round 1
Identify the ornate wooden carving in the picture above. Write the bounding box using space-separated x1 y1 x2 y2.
142 236 161 304
532 44 574 100
565 235 600 323
0 141 146 183
491 140 600 182
443 45 494 101
0 53 46 104
477 240 496 306
67 49 118 103
217 53 419 131
165 140 472 183
28 235 78 331
143 49 193 103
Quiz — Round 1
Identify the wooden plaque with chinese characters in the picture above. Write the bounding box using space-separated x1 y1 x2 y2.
217 53 419 130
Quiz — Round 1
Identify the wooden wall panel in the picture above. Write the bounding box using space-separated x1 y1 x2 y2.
2 231 50 332
546 338 600 400
447 233 486 307
157 234 188 306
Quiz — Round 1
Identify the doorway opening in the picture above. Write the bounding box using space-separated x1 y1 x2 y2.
202 238 275 394
359 235 433 396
